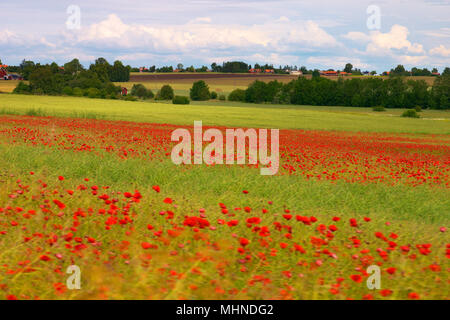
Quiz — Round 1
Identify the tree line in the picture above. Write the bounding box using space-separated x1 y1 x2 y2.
12 58 130 98
228 71 450 109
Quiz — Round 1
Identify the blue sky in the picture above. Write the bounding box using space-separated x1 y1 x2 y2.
1 0 449 72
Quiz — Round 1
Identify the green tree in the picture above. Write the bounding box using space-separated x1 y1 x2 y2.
228 89 246 101
29 66 64 94
12 81 32 94
64 59 84 75
156 85 174 100
211 62 221 72
245 81 268 103
344 63 353 73
312 69 320 78
430 73 450 109
131 84 154 99
190 80 211 100
89 58 111 82
109 60 130 82
391 64 408 76
20 60 36 80
222 61 249 73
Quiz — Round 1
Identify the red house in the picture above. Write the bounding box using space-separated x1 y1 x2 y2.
321 70 338 76
0 65 8 79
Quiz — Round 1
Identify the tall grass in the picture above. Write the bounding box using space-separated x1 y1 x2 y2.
0 94 449 134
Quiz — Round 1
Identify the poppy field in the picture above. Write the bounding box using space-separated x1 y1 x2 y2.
0 112 448 300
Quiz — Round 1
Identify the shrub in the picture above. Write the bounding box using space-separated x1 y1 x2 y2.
106 83 121 95
99 89 107 99
272 90 291 104
219 94 226 101
156 85 174 100
415 105 422 112
210 91 218 99
172 96 190 105
401 109 420 118
372 106 385 112
73 87 84 97
13 81 32 94
62 86 73 96
87 88 100 99
131 84 154 99
228 89 246 102
190 80 210 101
145 89 155 99
124 95 138 101
33 88 44 95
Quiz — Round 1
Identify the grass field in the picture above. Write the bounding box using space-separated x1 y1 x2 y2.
0 81 20 93
0 94 449 134
0 93 448 300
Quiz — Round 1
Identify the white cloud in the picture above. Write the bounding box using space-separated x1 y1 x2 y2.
342 32 370 42
420 27 450 38
277 16 290 22
429 45 450 57
190 17 212 23
352 24 424 54
77 14 130 41
397 55 429 65
344 25 426 55
0 29 25 45
342 25 436 68
0 29 58 49
71 14 340 52
40 37 56 48
366 25 424 54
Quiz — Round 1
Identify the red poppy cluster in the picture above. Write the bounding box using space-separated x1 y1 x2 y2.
0 114 448 300
0 115 448 187
0 171 447 300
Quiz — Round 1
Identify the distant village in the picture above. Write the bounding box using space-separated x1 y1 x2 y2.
0 60 443 81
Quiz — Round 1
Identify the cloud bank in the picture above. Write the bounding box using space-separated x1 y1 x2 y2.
0 0 449 71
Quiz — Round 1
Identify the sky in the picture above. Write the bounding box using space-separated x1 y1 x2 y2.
1 0 449 72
